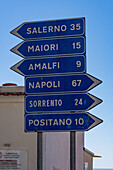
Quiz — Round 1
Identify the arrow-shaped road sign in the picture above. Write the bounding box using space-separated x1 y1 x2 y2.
10 55 86 76
10 36 86 58
10 18 85 40
25 93 102 113
25 74 102 94
24 112 103 132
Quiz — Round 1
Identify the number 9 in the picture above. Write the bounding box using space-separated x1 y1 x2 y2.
76 61 81 67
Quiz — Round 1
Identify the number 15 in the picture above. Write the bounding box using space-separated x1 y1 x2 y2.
72 42 81 49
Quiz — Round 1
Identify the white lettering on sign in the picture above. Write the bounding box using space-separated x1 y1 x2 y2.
74 98 83 106
29 99 62 108
75 118 84 125
26 23 81 35
28 62 60 70
70 23 81 31
72 80 82 87
27 25 67 35
29 118 72 127
29 80 60 89
28 44 59 52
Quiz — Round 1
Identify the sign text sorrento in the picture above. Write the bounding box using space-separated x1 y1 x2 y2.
25 93 102 113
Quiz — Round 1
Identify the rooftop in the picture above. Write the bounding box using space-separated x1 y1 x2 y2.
0 83 24 95
83 147 101 158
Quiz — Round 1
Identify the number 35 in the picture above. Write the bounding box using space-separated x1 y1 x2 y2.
70 23 81 31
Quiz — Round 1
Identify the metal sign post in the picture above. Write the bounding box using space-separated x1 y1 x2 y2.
10 17 103 170
37 132 43 170
70 131 76 170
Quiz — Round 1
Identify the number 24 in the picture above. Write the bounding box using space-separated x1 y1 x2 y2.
74 98 83 106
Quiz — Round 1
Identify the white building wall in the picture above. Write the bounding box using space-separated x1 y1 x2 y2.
76 132 84 170
0 90 37 170
43 132 70 170
43 132 84 170
0 86 84 170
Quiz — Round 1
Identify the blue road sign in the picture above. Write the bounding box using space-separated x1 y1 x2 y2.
10 36 86 58
10 18 85 40
25 74 102 94
25 93 102 113
24 112 103 132
10 55 86 76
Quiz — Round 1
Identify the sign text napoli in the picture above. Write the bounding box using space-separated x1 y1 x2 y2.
25 93 102 113
25 74 102 94
24 112 103 132
11 55 86 76
10 36 86 58
10 18 85 40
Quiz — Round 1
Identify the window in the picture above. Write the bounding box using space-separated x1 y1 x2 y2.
85 162 88 170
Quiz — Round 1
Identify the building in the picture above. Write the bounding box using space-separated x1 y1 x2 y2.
0 84 101 170
83 147 101 170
